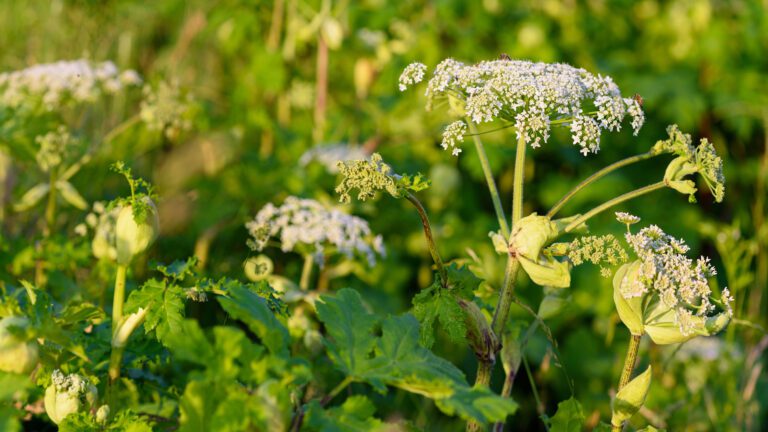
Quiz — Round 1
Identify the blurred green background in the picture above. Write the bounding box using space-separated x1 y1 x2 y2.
1 0 766 430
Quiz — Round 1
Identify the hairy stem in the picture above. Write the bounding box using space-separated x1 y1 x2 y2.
468 120 510 238
564 181 666 233
613 334 642 432
547 152 657 218
299 254 313 291
112 264 128 332
468 137 526 431
493 319 541 431
405 192 447 286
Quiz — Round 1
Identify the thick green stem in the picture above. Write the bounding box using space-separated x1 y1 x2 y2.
618 334 642 390
512 136 526 224
112 265 128 332
547 152 656 218
613 334 642 432
564 181 666 233
405 193 447 286
467 120 509 238
299 254 313 290
44 170 57 237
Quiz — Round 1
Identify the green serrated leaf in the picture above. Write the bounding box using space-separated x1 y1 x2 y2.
217 283 289 356
317 289 517 424
125 279 185 347
316 288 379 382
155 257 198 281
435 386 518 424
304 396 386 432
548 397 585 432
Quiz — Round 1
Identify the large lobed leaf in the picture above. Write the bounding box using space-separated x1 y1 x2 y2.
316 288 517 424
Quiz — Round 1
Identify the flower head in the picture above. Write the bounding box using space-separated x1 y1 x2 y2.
441 120 468 156
246 196 385 266
140 80 194 140
335 153 431 202
566 234 629 277
0 60 140 111
614 224 733 343
398 62 427 91
404 58 645 156
655 125 726 203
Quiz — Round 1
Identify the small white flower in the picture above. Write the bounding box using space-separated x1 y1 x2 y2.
615 212 641 226
246 196 385 267
441 120 467 156
398 62 427 92
403 58 645 155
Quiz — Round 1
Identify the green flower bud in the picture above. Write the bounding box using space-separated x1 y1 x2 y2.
510 213 571 288
96 405 110 424
0 316 39 374
244 255 274 281
458 299 498 363
115 197 159 265
612 365 652 427
44 370 97 425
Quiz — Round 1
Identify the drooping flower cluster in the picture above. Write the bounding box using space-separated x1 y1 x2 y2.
299 143 368 174
622 225 733 335
567 234 629 277
140 80 194 140
246 196 385 266
398 62 427 91
653 124 725 203
0 60 141 110
441 120 468 156
400 58 645 156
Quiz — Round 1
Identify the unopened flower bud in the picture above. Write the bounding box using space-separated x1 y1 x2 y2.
612 365 652 427
0 316 39 374
115 197 159 265
458 299 498 363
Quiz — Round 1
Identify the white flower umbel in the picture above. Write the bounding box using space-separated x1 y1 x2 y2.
0 60 141 110
623 225 732 336
246 196 385 266
398 62 427 91
404 58 645 156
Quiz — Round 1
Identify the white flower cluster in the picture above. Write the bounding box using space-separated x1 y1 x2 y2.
299 144 368 174
440 120 467 156
50 369 92 397
615 211 641 226
246 196 385 266
398 62 427 91
35 126 79 172
140 80 194 140
405 58 645 156
0 60 141 110
624 225 733 335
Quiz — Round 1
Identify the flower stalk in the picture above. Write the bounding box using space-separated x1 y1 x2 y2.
468 120 510 238
564 181 666 233
613 334 642 432
548 152 657 218
111 264 128 332
405 192 447 286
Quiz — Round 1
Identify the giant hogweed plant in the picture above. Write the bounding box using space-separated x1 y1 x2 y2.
0 57 733 432
329 57 731 431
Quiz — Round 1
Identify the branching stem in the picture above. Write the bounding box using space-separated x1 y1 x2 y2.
405 192 447 286
564 181 666 233
468 120 510 238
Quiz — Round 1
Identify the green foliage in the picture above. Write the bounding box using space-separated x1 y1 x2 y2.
317 288 517 424
545 397 585 432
